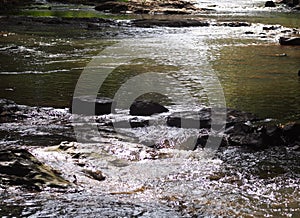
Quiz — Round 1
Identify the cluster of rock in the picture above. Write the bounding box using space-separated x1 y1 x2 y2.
1 97 300 190
94 0 202 15
71 97 300 151
265 0 300 9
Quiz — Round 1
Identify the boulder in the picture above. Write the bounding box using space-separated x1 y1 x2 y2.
71 96 115 115
265 1 276 7
129 100 168 116
279 37 300 46
226 123 264 149
282 122 300 143
0 147 69 190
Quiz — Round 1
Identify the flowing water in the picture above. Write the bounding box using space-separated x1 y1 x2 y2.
0 0 300 217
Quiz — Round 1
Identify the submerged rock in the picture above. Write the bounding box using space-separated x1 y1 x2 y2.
0 147 69 190
129 100 169 116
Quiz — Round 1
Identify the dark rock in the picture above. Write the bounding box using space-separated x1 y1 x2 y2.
284 0 299 7
262 125 284 147
195 129 209 149
132 19 210 28
153 8 194 15
226 109 260 127
282 122 300 143
0 147 69 190
83 169 105 181
245 31 255 34
263 25 280 30
129 100 168 116
298 70 300 77
217 22 251 27
71 96 115 115
134 8 151 14
279 37 300 46
0 99 27 122
152 139 173 149
226 123 285 150
265 1 276 7
226 123 265 149
167 110 211 129
293 5 300 10
167 108 259 130
95 2 130 13
281 29 292 33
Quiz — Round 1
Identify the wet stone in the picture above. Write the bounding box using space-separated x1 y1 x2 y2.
225 123 286 150
130 100 169 116
0 146 70 190
166 108 259 129
82 169 105 181
282 122 300 143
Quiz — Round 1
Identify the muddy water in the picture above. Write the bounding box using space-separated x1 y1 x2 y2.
0 1 300 217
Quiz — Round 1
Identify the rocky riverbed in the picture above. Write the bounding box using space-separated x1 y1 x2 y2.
1 98 299 190
0 98 299 216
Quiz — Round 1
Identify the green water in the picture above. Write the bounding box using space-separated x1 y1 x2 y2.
2 18 298 120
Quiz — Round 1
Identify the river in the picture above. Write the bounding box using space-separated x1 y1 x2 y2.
0 0 299 217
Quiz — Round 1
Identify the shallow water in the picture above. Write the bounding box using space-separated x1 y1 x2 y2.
0 0 300 217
